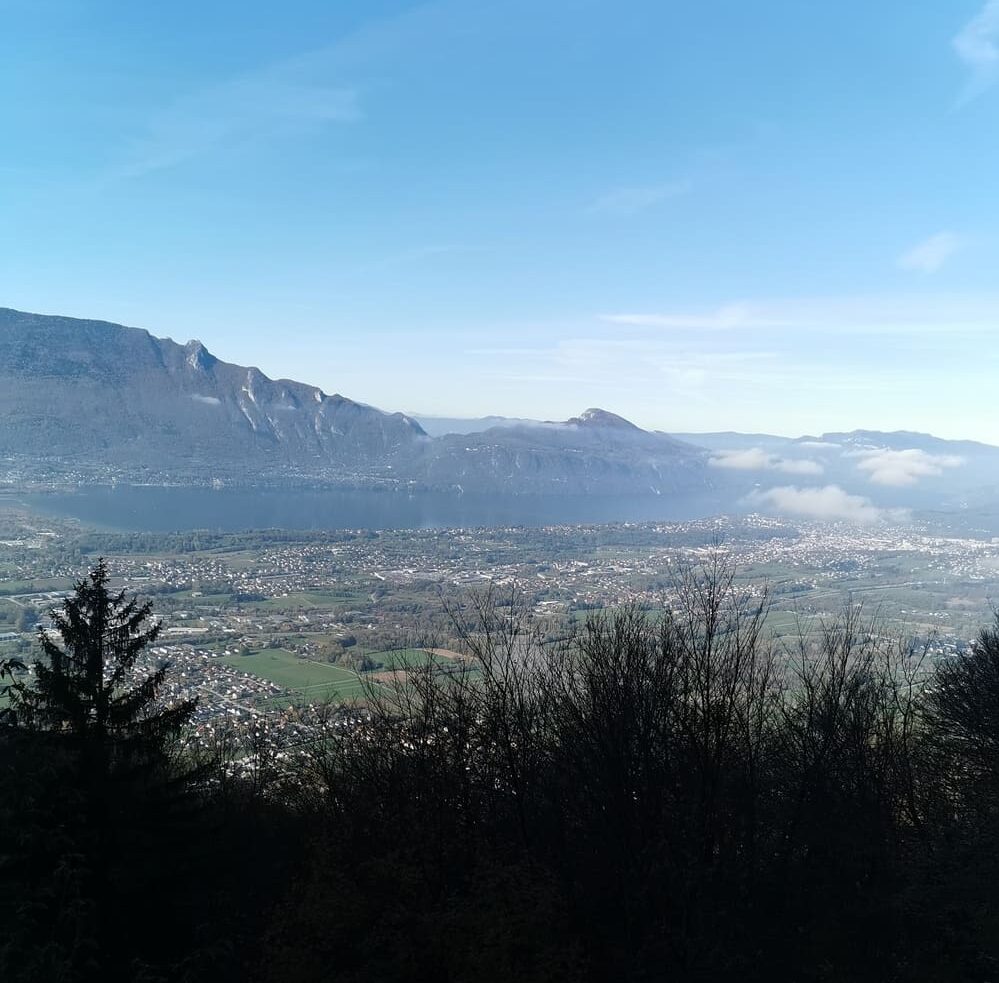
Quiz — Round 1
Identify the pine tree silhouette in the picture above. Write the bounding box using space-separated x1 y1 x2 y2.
11 557 194 741
1 560 203 982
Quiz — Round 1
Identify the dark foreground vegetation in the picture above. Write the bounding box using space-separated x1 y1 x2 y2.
4 560 999 981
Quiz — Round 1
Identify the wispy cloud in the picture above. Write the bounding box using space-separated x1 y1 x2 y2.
849 448 964 486
602 292 999 335
752 485 901 524
602 303 786 330
112 0 491 180
467 336 886 415
587 181 691 216
709 448 824 475
954 1 999 104
346 244 476 277
117 65 361 177
896 232 962 274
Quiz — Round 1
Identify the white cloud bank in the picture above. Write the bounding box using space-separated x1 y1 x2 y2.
709 448 824 475
954 1 999 104
896 232 962 274
851 448 964 486
752 485 899 524
797 440 841 451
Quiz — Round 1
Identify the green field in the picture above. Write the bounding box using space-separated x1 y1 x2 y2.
255 590 369 611
174 591 233 605
221 648 372 702
367 647 436 670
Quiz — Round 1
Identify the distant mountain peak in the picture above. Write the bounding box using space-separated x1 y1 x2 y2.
569 408 642 431
184 339 216 372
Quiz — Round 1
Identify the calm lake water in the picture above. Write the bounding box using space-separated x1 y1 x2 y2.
19 486 728 533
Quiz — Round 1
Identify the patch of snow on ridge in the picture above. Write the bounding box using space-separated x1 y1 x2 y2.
190 394 221 406
238 403 258 431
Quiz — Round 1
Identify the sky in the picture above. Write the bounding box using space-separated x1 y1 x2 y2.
3 0 999 441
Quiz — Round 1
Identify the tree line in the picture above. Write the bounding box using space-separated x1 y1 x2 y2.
4 559 999 981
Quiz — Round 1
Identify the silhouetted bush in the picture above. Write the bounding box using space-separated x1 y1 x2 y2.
8 562 999 981
257 568 981 982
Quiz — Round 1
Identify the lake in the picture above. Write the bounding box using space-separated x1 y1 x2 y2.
18 485 729 532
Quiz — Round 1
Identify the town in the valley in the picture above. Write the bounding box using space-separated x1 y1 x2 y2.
3 501 997 748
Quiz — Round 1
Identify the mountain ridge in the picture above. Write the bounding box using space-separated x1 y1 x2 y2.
0 307 708 496
7 306 996 506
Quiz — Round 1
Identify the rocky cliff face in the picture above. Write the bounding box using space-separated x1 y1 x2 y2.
0 308 427 471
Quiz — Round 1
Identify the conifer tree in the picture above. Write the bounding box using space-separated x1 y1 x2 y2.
1 560 202 982
10 557 194 743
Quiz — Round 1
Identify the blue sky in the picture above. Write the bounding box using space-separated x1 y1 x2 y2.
3 0 999 440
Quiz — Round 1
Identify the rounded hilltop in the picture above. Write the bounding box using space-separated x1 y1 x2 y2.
568 408 642 430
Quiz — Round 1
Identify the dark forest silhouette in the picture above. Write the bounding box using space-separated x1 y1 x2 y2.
4 559 999 981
